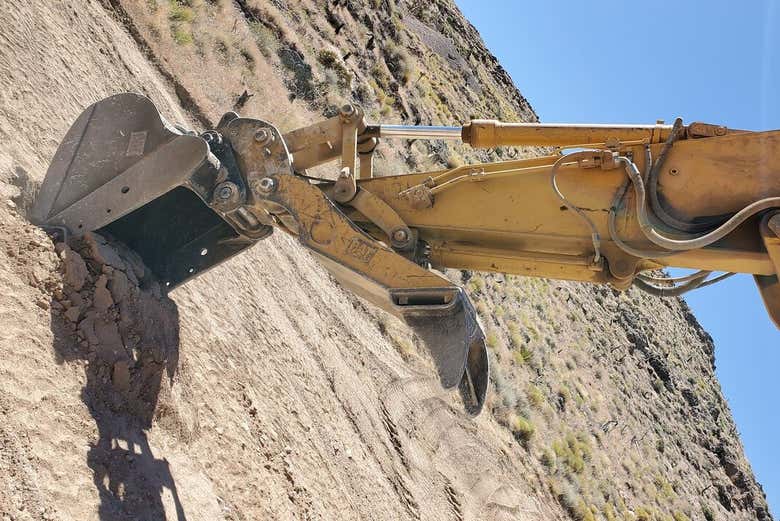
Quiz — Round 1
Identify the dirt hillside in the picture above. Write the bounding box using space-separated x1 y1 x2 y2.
0 0 771 520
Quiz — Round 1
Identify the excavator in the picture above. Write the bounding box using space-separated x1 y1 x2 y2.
31 93 780 415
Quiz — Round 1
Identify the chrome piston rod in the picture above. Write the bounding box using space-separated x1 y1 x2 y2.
378 124 463 140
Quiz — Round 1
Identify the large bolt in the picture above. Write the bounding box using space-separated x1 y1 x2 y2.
214 181 241 210
392 229 409 243
254 128 271 145
257 177 276 194
217 183 234 200
391 228 411 248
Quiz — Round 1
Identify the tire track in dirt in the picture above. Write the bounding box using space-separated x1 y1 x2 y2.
379 376 544 520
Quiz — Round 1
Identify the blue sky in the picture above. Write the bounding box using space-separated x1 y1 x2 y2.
454 0 780 515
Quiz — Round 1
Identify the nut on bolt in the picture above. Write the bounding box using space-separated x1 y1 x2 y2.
257 177 277 194
213 181 241 209
217 182 235 201
339 104 357 122
254 128 272 145
390 227 411 248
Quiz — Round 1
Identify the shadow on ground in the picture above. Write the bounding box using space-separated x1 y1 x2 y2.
49 232 187 521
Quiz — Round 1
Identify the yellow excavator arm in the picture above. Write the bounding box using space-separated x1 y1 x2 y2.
32 94 780 414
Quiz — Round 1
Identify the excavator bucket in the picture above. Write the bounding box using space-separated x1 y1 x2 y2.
31 93 268 287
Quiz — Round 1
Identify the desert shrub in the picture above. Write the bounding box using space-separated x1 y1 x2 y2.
317 49 351 89
168 0 195 45
556 387 571 411
171 25 193 45
240 48 255 70
249 22 278 57
445 149 464 168
552 481 593 521
511 415 535 445
492 365 518 411
513 346 533 365
654 475 676 499
168 1 194 22
468 275 485 293
384 42 415 85
540 448 555 468
551 432 591 475
526 385 544 408
370 64 391 90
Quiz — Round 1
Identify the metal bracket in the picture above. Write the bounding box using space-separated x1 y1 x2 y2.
345 188 413 250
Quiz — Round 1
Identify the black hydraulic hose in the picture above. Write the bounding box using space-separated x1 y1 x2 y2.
618 156 780 250
648 118 729 233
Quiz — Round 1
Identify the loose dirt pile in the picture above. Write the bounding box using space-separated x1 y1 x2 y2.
53 232 182 519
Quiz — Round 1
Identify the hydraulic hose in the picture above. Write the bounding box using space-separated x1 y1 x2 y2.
632 274 708 297
636 270 711 284
633 271 735 297
550 152 603 262
647 118 727 233
617 156 780 251
609 155 677 260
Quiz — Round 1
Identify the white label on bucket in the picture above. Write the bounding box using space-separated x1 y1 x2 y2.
126 131 147 157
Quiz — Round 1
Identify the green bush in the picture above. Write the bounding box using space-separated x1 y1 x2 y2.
551 432 591 475
171 25 193 45
526 385 544 408
317 49 352 89
539 448 555 468
168 1 194 22
511 415 535 444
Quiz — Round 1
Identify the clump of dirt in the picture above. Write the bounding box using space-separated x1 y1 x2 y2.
52 232 179 426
